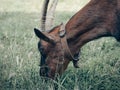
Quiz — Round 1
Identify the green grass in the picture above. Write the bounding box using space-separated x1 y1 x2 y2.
0 0 120 90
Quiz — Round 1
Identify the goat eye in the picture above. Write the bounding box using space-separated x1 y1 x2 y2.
39 47 44 54
40 47 46 57
38 42 46 56
40 46 43 52
38 42 44 53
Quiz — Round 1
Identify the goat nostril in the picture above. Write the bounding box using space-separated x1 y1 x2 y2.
40 67 49 77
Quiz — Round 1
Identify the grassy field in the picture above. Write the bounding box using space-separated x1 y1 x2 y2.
0 0 120 90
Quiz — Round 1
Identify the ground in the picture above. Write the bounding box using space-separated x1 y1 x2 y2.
0 0 120 90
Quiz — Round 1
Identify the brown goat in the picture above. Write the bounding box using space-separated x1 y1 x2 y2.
34 0 120 79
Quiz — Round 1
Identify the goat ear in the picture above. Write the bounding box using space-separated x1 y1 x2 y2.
34 28 55 45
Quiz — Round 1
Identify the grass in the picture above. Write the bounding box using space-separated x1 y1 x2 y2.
0 0 120 90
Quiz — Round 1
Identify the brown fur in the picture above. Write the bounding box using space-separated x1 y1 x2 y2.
35 0 120 79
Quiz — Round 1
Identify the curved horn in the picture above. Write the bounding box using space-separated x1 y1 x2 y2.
46 0 59 31
40 0 50 31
